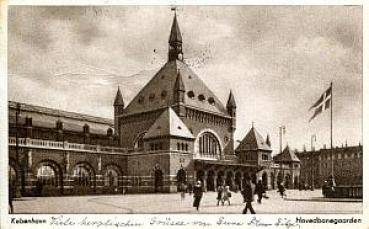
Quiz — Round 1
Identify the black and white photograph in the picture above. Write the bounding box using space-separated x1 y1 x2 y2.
3 2 365 224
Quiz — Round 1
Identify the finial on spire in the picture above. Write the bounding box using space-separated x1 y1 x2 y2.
168 8 183 61
252 121 254 128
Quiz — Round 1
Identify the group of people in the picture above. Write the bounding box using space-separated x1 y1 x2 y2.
216 185 232 206
190 178 270 213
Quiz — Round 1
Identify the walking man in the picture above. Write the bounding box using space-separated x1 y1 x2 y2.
242 179 256 214
193 181 203 211
216 185 224 206
255 180 265 204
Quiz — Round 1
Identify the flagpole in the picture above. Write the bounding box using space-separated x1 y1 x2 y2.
330 82 334 178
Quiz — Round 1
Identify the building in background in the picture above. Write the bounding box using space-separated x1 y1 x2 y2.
296 144 363 189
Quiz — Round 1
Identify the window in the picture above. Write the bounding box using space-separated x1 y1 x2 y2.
37 165 57 186
338 153 341 159
107 128 113 136
104 166 119 187
177 143 180 151
262 154 268 161
56 120 63 130
161 90 167 99
198 132 220 157
73 165 92 186
138 96 144 104
208 97 215 105
149 93 155 101
83 124 90 134
187 91 195 99
198 94 205 101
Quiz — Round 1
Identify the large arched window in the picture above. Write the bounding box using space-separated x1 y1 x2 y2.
104 165 120 187
37 165 57 186
134 132 146 150
73 164 93 187
198 132 220 157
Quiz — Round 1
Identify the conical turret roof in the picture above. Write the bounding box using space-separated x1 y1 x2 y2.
113 87 124 106
169 13 182 43
226 90 236 109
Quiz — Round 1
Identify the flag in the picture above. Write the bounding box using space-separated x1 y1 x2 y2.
309 85 332 122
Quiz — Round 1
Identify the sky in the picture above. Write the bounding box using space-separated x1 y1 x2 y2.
8 5 363 154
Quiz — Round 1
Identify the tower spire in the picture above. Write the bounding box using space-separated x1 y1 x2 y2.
168 11 183 61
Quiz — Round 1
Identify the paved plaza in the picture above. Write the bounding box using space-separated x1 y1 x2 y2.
12 189 362 214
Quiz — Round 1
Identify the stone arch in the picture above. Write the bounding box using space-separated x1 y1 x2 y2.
206 170 215 191
176 168 187 191
154 167 163 193
103 164 122 188
133 132 146 150
216 170 225 188
285 173 291 189
34 160 63 196
72 162 96 195
194 129 223 157
225 171 233 188
235 171 242 192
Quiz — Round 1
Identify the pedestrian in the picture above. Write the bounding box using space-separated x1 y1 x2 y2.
187 182 193 196
216 185 224 206
242 179 256 214
255 180 265 204
180 182 186 201
277 182 286 199
193 181 203 211
223 186 231 206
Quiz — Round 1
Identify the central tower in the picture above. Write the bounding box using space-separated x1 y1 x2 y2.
168 13 183 61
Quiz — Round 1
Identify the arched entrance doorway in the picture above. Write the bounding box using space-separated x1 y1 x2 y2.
262 172 268 190
177 168 186 191
225 171 233 188
73 163 95 195
104 165 121 194
154 168 163 193
36 161 62 196
285 174 291 189
235 172 242 192
207 171 215 191
216 171 224 188
294 176 299 190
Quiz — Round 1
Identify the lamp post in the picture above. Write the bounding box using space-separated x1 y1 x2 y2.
15 103 24 197
310 135 316 191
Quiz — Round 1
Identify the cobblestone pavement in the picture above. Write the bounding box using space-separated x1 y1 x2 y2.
13 189 362 214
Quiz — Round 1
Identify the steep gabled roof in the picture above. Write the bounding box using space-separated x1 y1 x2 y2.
123 60 228 116
235 127 272 151
143 107 194 140
274 145 300 162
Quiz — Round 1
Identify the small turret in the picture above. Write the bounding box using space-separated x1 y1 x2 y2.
266 134 271 147
226 90 236 117
113 87 125 135
168 12 183 61
173 71 186 117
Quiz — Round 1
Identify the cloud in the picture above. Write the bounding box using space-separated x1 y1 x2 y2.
8 6 362 153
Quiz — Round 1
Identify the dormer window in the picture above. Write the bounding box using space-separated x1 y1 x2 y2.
56 120 63 130
187 91 195 99
83 124 90 134
138 96 144 104
198 94 205 101
208 97 215 105
149 93 155 101
188 75 192 79
107 128 113 136
161 90 167 99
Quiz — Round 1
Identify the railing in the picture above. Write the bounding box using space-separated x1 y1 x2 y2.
193 153 220 160
8 137 128 155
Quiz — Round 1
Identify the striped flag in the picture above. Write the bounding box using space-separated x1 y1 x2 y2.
309 85 332 122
